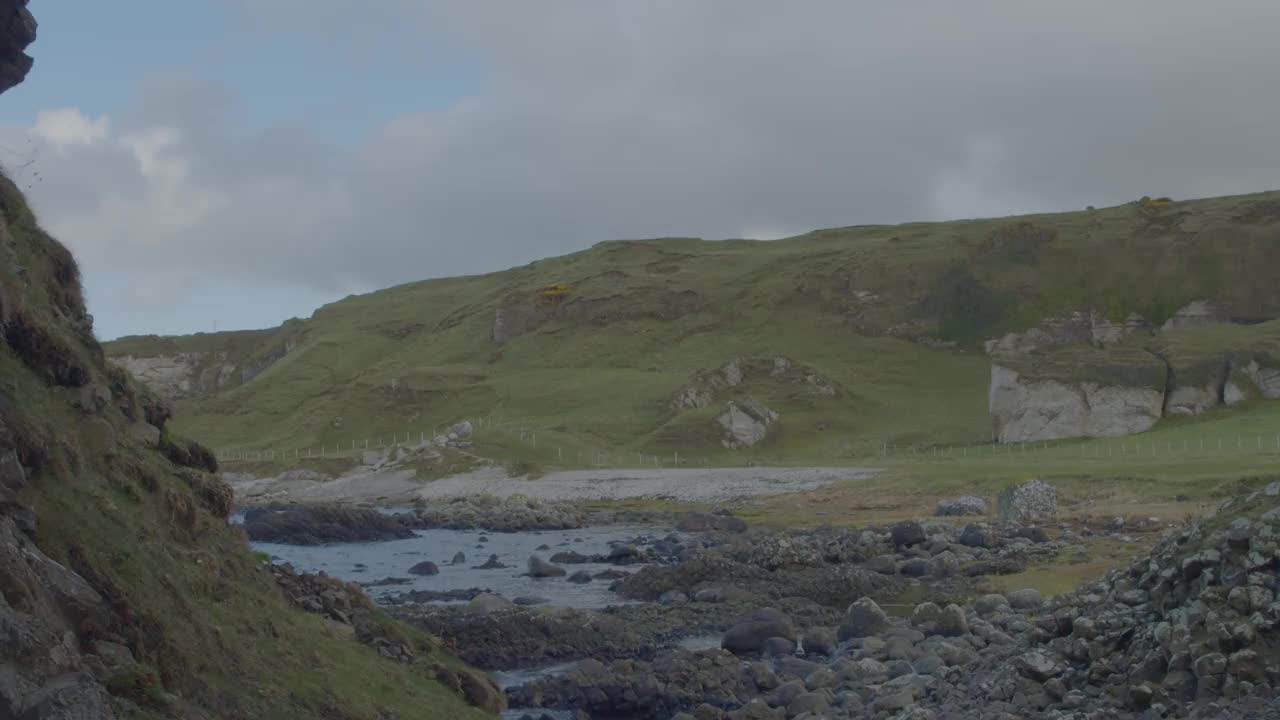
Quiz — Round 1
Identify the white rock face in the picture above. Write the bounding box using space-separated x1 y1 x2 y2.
1224 382 1248 406
985 311 1150 355
1243 360 1280 400
1165 382 1221 416
716 398 779 449
111 353 234 400
1161 300 1230 331
988 366 1163 443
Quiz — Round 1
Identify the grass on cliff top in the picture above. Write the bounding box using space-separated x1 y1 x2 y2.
107 189 1280 460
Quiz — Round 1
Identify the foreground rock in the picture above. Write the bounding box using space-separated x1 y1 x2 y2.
241 504 416 544
502 491 1280 719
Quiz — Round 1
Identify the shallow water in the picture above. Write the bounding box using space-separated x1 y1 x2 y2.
252 524 671 609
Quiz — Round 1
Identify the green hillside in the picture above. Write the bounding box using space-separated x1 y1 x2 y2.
105 191 1280 464
1 171 493 718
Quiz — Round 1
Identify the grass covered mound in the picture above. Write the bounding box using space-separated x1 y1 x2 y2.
0 170 493 719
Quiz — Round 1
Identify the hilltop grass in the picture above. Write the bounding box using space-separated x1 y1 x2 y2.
105 189 1280 469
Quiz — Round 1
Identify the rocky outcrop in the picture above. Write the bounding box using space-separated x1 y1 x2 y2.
716 397 778 449
110 338 296 401
1 515 118 720
670 356 837 410
986 310 1151 354
988 303 1280 442
988 364 1165 442
0 0 35 96
1162 299 1232 331
241 504 418 545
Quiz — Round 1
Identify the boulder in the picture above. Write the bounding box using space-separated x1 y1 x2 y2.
242 505 417 545
909 602 968 637
997 479 1058 524
838 597 889 640
567 570 593 584
473 554 506 569
1006 588 1044 610
450 551 466 565
549 550 591 564
935 496 987 517
958 523 995 548
761 637 796 657
801 627 836 657
1014 651 1062 682
890 521 926 548
407 561 439 576
716 397 779 449
527 556 567 578
722 608 796 654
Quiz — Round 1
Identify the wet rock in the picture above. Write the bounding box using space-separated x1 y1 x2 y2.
550 550 591 564
407 561 439 576
473 554 506 569
567 570 593 584
451 551 466 565
909 603 968 637
761 637 796 657
722 608 796 655
800 627 835 657
838 597 889 640
512 596 548 606
527 556 567 578
242 504 416 545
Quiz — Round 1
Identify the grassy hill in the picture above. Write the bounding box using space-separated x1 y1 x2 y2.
105 190 1280 467
1 171 492 719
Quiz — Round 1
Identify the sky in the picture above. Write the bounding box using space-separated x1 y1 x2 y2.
2 1 1279 340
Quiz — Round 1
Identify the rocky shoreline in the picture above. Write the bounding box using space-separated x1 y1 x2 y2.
252 479 1280 719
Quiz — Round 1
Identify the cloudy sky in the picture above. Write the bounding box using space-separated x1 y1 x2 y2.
3 1 1279 340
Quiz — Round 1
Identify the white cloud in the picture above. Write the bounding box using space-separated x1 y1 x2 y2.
32 108 110 149
8 1 1280 338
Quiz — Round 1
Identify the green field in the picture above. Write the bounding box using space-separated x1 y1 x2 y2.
104 189 1280 472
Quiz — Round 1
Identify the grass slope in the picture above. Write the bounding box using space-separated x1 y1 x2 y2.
105 190 1280 464
1 173 488 719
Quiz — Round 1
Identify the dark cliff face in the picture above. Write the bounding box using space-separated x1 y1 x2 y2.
0 0 35 95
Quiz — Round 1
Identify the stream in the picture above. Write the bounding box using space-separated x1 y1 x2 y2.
251 521 678 718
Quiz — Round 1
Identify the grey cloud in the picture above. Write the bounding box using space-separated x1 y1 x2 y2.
10 0 1280 336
